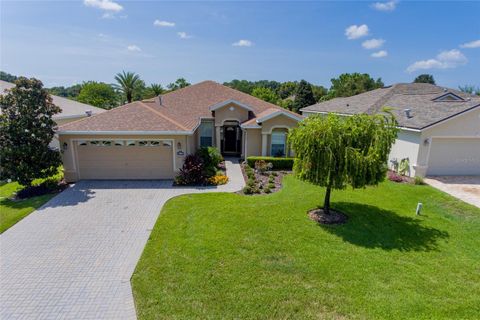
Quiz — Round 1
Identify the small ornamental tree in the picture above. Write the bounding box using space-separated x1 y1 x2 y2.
288 112 398 214
0 77 62 187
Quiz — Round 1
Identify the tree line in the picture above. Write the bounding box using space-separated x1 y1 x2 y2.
1 71 478 114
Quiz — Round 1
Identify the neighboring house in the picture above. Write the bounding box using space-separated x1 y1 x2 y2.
301 83 480 177
0 80 105 147
57 81 302 182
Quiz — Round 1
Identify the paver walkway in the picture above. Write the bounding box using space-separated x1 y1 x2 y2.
0 159 244 319
424 176 480 208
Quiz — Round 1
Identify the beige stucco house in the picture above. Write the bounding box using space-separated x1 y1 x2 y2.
0 80 105 147
57 81 302 182
301 83 480 177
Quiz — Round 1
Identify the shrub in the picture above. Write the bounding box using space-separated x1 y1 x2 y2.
268 182 275 189
243 186 253 194
268 175 275 183
247 157 294 170
247 178 256 188
264 186 271 194
255 160 273 175
414 176 425 185
208 175 228 186
196 147 223 177
387 171 404 183
175 154 206 185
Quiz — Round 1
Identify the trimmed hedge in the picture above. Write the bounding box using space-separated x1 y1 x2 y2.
246 157 294 170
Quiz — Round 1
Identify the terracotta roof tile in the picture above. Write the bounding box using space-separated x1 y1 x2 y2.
58 81 295 133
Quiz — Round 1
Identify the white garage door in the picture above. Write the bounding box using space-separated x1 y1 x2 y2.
76 140 174 180
427 138 480 176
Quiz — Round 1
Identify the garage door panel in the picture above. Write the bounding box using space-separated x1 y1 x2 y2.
77 144 174 180
427 138 480 176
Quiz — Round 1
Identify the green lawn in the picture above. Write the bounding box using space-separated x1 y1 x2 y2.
132 175 480 319
0 169 63 233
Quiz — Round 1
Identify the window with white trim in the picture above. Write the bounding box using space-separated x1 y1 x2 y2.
271 131 286 157
199 121 214 147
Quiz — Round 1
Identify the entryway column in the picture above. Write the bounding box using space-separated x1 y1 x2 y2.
261 133 268 156
215 126 221 150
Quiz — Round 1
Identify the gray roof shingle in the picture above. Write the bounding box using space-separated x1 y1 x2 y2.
301 83 480 129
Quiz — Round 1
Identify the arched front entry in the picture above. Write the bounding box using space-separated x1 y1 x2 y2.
221 120 242 156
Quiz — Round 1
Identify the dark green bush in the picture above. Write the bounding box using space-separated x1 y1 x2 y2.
246 157 294 170
196 147 223 177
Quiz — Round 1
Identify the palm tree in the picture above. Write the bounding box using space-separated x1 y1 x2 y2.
149 83 164 96
114 71 142 103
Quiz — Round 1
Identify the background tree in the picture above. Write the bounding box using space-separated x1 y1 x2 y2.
413 74 436 85
251 87 279 104
458 85 480 96
114 71 142 103
77 81 118 109
0 71 18 82
0 78 61 187
327 73 384 99
47 84 82 98
278 81 298 99
288 112 397 215
167 78 191 91
311 85 328 102
143 83 164 98
292 80 316 113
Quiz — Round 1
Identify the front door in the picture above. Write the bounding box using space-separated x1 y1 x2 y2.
223 126 238 153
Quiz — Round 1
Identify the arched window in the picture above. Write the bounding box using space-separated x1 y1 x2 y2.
271 130 286 157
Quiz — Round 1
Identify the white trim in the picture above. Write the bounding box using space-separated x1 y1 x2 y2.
221 118 242 126
264 125 291 134
432 92 465 102
256 110 303 123
240 124 262 129
244 129 248 158
209 99 254 112
53 114 87 121
57 130 193 136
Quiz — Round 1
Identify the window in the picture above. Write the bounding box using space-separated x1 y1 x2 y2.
114 141 124 146
199 121 214 147
271 131 286 157
150 141 160 146
78 140 87 146
126 140 136 146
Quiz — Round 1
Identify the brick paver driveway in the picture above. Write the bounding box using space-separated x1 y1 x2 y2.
0 160 244 319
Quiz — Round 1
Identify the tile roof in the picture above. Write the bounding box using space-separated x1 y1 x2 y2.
0 80 105 119
301 83 480 130
58 80 297 133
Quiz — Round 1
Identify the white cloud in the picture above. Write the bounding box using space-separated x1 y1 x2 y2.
83 0 123 12
371 50 388 58
232 39 253 47
460 39 480 49
372 1 397 12
127 45 141 52
362 38 385 49
407 49 467 73
153 20 175 27
177 32 192 39
345 24 369 40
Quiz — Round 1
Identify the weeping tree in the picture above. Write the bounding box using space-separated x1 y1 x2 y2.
288 112 398 214
0 77 62 187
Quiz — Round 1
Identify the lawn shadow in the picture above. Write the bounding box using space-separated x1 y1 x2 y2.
320 202 449 252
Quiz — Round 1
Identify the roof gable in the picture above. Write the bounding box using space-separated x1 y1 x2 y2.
432 92 465 102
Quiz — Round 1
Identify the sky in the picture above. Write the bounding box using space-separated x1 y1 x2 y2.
1 0 479 89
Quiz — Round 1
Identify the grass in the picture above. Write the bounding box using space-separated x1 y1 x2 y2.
0 169 63 233
132 175 480 319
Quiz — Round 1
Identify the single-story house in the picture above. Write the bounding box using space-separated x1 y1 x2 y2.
301 83 480 177
57 81 303 182
0 80 105 147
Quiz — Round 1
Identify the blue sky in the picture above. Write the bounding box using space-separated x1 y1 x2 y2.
1 0 479 89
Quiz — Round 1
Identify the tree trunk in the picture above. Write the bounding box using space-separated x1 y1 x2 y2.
323 184 332 215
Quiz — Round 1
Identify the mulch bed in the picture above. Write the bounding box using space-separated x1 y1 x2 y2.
239 162 290 195
308 208 348 225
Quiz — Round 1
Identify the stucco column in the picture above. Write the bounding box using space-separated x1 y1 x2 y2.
215 126 221 150
261 133 268 156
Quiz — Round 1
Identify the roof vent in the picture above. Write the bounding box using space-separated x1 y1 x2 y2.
404 108 412 118
85 110 93 117
346 103 350 107
443 88 448 92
